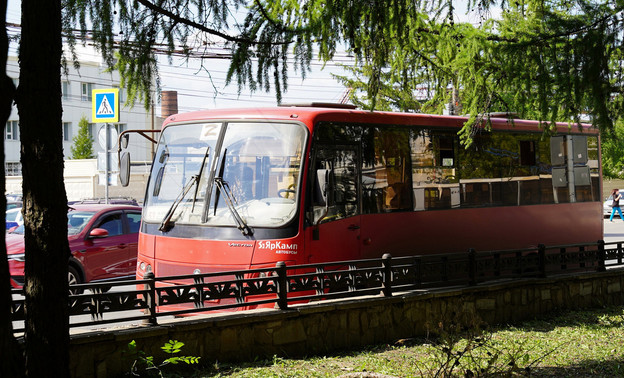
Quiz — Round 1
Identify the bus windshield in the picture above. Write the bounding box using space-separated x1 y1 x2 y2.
143 121 306 229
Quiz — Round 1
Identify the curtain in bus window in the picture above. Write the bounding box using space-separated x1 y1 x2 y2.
362 127 413 213
312 147 358 224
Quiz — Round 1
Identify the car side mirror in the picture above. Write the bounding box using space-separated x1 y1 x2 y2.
89 228 109 239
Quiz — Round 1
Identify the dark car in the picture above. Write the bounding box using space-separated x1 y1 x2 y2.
7 204 142 289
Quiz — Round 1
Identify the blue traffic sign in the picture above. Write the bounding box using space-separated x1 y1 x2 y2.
92 88 119 123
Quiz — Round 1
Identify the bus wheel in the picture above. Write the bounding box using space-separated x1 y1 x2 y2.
68 265 83 295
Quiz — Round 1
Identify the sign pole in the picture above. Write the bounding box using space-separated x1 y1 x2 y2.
105 123 110 204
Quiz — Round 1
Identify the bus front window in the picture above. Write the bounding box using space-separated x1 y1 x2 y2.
144 122 221 227
143 121 306 229
208 122 306 228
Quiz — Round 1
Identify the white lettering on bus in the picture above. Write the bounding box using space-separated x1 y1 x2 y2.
228 243 253 248
257 241 298 255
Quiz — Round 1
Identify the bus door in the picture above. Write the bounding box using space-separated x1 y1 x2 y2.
306 145 361 263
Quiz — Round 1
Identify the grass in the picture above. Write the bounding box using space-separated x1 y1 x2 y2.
160 306 624 377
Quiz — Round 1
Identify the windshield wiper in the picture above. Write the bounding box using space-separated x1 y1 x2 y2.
214 177 254 236
159 175 200 232
159 146 210 232
212 149 253 236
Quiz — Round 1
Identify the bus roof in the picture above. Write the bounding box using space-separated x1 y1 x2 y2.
162 106 598 134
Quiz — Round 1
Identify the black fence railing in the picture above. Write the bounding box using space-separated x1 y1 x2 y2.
10 240 623 334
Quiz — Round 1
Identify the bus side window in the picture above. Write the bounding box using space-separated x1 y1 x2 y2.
312 148 358 224
362 127 413 213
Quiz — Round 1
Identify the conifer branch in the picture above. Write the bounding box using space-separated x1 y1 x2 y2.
135 0 292 46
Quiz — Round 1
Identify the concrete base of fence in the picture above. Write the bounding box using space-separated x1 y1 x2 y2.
68 269 624 377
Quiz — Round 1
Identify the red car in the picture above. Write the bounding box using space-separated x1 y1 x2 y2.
7 204 142 289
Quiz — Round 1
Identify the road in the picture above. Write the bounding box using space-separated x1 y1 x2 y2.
603 217 624 243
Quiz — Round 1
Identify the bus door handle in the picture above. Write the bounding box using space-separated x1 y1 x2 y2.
347 224 360 231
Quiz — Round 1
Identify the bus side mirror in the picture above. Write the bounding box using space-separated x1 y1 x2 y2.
119 133 131 187
120 133 129 149
119 151 130 187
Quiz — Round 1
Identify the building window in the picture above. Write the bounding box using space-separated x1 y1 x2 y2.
81 82 94 101
63 122 71 142
88 123 96 139
5 120 18 140
5 162 21 176
62 81 71 100
113 86 125 103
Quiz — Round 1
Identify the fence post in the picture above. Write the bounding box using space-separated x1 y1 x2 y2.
143 271 157 326
618 242 623 265
597 240 606 272
193 273 204 308
276 262 288 310
560 247 567 271
413 256 421 288
382 253 393 297
538 244 546 278
468 248 476 286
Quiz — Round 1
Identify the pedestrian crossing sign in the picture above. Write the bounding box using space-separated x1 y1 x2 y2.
92 88 119 123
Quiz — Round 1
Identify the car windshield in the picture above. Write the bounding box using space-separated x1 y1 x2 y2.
8 211 96 235
67 211 96 235
143 121 306 228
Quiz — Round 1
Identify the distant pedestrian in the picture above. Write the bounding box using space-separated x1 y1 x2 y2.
610 188 623 222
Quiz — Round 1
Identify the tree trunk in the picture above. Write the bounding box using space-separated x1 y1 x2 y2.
0 0 24 375
17 0 70 376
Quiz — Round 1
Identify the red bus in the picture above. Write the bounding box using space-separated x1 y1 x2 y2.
119 104 602 284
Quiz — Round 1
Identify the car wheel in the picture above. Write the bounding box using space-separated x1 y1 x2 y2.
68 265 83 295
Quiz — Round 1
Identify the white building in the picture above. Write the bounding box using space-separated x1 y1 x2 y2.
5 50 159 177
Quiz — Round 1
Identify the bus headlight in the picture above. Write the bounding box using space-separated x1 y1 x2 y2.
139 262 152 273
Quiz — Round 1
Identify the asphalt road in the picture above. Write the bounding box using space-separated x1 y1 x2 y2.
604 217 624 243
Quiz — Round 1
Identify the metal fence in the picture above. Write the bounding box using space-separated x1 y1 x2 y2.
10 240 624 334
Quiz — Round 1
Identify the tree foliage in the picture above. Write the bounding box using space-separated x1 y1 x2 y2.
601 119 624 178
244 0 624 142
70 116 94 159
58 1 624 139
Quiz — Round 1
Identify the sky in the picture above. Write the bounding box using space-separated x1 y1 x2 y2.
5 1 495 115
